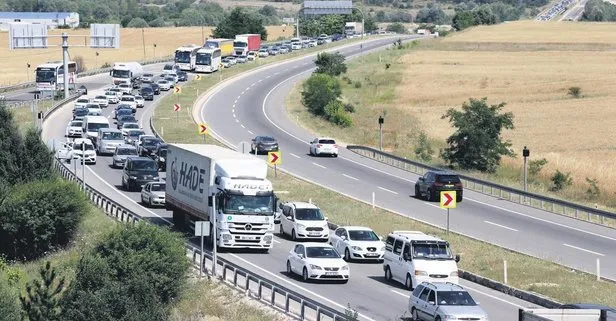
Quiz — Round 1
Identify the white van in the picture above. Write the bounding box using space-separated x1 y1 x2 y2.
82 115 110 146
382 231 460 290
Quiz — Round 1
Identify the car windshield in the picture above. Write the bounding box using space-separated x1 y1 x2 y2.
223 195 274 215
258 137 276 143
306 247 340 259
87 123 109 131
70 121 82 127
119 116 136 122
74 143 94 151
117 110 132 116
102 132 123 140
150 183 166 191
412 242 453 259
74 109 88 115
436 291 477 306
105 92 115 96
142 138 160 147
121 97 134 102
128 130 145 137
318 139 336 144
132 160 157 171
116 148 137 156
95 96 106 99
123 123 139 129
295 208 324 221
348 230 379 241
86 104 100 109
437 175 461 183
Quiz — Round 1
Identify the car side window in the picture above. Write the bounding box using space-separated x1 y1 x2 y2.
428 290 436 303
412 285 424 298
295 245 304 255
403 242 412 258
335 228 344 237
419 288 431 301
385 236 395 251
393 239 403 255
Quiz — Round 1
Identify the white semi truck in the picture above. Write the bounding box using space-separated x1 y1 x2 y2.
110 62 144 88
165 144 277 252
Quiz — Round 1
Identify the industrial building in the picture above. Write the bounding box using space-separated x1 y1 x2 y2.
0 12 79 31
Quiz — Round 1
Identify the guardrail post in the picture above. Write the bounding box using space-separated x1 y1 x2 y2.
597 258 601 281
300 299 305 319
316 307 321 321
233 268 239 286
284 292 290 313
222 263 228 280
245 275 250 292
257 280 262 299
271 286 276 306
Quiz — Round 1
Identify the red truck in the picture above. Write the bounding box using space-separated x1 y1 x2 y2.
233 34 261 56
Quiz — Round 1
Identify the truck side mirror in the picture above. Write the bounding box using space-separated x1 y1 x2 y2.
455 254 460 263
278 203 284 209
403 252 410 261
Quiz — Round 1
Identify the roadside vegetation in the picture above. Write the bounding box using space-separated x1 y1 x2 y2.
150 35 616 308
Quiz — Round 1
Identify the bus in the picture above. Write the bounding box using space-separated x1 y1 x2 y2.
174 44 202 71
35 61 77 92
194 48 221 73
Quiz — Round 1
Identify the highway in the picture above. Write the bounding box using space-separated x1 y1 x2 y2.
39 37 536 320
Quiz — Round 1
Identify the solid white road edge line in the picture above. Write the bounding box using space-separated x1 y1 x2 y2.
562 243 605 256
484 220 518 232
228 253 378 321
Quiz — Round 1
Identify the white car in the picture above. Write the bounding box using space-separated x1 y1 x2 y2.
107 87 123 98
286 243 349 283
119 95 137 110
134 95 145 108
65 120 83 138
104 91 119 104
140 181 166 207
121 122 141 136
66 138 97 165
309 137 339 157
85 103 102 116
118 84 132 94
156 79 171 91
164 75 177 87
258 49 269 57
74 98 90 109
236 55 248 63
91 95 109 108
142 73 154 83
279 201 330 241
227 56 237 65
330 226 385 262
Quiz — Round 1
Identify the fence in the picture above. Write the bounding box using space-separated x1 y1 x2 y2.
519 308 612 321
346 145 616 228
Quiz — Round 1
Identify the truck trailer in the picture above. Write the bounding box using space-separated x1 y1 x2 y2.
110 62 144 88
344 22 364 37
233 34 261 56
165 144 277 251
204 38 234 57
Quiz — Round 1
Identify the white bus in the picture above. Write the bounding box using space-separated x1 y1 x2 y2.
195 48 221 73
35 61 77 92
174 44 202 71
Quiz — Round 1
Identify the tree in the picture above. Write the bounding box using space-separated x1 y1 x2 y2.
0 275 20 321
364 16 378 33
60 223 190 321
21 128 54 183
415 7 447 24
550 170 572 191
315 52 347 76
20 261 67 321
0 102 24 187
386 22 406 33
259 4 277 16
323 100 353 127
148 17 166 27
301 73 342 116
177 8 205 26
414 131 434 162
127 17 149 28
73 55 87 73
452 11 476 30
440 97 515 172
0 179 88 261
213 7 267 40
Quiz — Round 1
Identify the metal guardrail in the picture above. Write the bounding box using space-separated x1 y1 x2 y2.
0 55 173 94
347 145 616 227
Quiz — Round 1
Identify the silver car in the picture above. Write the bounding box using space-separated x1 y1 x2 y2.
408 282 488 321
97 128 125 155
111 144 138 168
140 181 166 207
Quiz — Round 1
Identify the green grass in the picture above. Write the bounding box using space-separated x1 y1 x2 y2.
10 100 53 134
152 37 616 308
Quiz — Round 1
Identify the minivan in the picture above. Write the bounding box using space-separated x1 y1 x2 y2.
121 157 160 191
97 128 125 155
82 116 110 146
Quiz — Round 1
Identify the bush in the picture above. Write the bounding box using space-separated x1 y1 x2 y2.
353 81 362 88
585 177 600 199
386 22 406 34
344 103 355 113
148 17 166 27
0 179 89 261
324 100 353 127
127 17 149 28
568 86 582 98
314 52 347 76
101 62 111 68
528 158 548 177
301 73 342 116
550 170 572 191
414 131 434 162
20 261 67 321
74 55 87 73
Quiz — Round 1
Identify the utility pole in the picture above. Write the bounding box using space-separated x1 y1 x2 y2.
62 32 69 99
82 142 86 191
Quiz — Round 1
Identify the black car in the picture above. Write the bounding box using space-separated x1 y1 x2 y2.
117 115 137 129
77 85 88 95
73 107 89 120
154 143 168 171
121 157 159 191
149 83 160 95
415 171 463 202
139 137 161 156
250 136 279 154
176 71 188 82
140 86 154 101
125 129 146 145
114 108 133 120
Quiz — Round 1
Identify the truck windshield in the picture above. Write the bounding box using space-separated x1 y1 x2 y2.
111 69 130 78
175 51 191 63
233 41 247 48
87 123 109 132
101 132 123 140
412 242 453 260
195 53 212 65
223 195 274 215
36 69 55 83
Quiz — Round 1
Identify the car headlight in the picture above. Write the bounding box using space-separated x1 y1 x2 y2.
297 224 306 230
159 157 165 162
309 264 322 270
450 271 458 277
341 265 349 270
129 176 137 179
415 270 428 276
153 176 159 180
351 246 362 251
380 246 386 252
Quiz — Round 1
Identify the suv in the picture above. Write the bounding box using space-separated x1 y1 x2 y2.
309 137 338 157
383 231 460 290
408 282 488 321
121 157 160 191
154 143 168 171
415 171 463 202
279 201 330 242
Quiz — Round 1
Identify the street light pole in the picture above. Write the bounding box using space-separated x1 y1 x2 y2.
378 115 384 151
82 142 86 191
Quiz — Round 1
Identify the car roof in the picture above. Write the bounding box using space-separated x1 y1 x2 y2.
316 137 336 141
99 128 121 133
73 138 93 145
116 144 137 149
256 135 275 140
337 226 373 231
388 230 446 242
127 156 155 162
420 282 466 292
300 242 334 248
284 201 319 209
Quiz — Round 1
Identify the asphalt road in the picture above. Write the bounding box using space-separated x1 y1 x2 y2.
39 37 537 321
198 38 616 281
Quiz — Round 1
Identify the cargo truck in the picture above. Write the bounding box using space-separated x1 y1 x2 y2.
110 62 144 88
165 144 277 251
233 34 261 56
204 38 234 57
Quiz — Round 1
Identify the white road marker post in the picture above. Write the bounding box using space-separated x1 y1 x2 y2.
372 192 375 209
597 258 601 281
504 260 508 284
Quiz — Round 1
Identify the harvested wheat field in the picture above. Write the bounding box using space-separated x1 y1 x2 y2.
0 26 293 86
397 21 616 203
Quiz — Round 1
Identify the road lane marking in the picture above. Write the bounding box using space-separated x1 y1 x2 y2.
241 90 245 95
241 124 245 128
234 98 238 104
247 130 254 134
232 113 236 118
289 153 300 158
229 253 377 321
563 243 605 256
484 221 518 232
258 79 263 82
235 119 239 123
462 284 526 309
378 186 398 195
312 162 326 169
343 174 359 181
266 75 271 78
390 290 408 298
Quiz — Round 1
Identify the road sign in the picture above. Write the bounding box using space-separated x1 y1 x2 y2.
195 221 210 236
268 151 281 165
194 74 201 80
198 123 208 135
174 86 182 94
173 103 181 112
440 191 457 209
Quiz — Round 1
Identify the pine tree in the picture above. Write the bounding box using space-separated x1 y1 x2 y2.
20 261 67 321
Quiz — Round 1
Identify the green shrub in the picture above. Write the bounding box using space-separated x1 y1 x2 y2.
550 170 572 191
324 100 353 127
353 81 362 88
344 103 356 113
301 73 341 116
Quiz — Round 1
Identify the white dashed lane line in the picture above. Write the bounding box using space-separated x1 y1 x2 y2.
563 243 605 256
378 186 398 195
484 220 518 232
312 162 326 169
343 174 359 181
289 153 301 158
247 130 254 134
241 124 245 128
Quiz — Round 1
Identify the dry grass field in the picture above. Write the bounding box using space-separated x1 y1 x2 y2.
287 21 616 208
0 26 293 86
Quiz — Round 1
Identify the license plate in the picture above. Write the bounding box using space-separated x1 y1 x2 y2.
365 253 379 257
240 236 256 240
445 185 454 188
309 232 320 236
325 272 337 276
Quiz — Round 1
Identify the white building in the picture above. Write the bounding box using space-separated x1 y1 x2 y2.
0 12 79 31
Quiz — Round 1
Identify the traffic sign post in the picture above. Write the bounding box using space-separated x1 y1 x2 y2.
439 191 457 234
173 103 181 122
198 123 208 143
195 221 210 278
194 74 201 81
268 151 281 178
